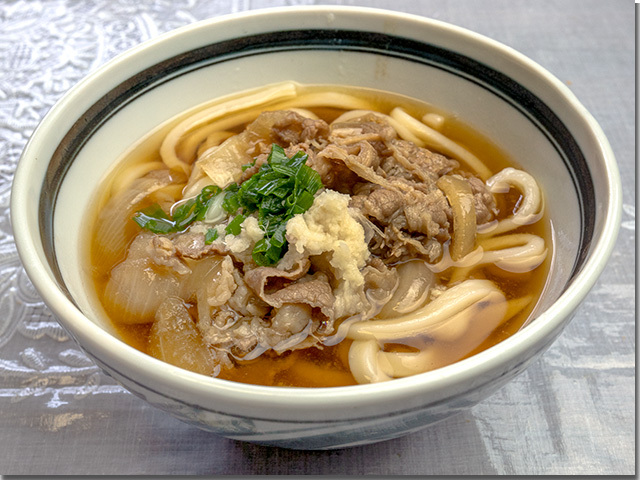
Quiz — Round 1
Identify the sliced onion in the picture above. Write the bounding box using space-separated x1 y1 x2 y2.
437 175 477 261
377 260 435 318
149 297 219 376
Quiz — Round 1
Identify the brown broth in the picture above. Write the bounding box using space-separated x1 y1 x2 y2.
87 84 552 387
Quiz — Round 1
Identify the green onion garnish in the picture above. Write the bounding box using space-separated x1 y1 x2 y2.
220 144 322 265
204 228 219 244
132 204 176 234
225 214 246 236
132 184 223 234
133 144 323 266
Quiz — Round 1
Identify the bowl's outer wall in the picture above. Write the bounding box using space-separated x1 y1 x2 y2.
11 7 621 448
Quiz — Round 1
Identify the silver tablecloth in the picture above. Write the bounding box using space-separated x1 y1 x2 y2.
0 0 634 475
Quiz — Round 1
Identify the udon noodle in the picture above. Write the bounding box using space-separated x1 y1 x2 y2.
87 82 551 387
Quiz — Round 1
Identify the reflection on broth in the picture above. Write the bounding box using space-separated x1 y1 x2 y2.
87 83 551 387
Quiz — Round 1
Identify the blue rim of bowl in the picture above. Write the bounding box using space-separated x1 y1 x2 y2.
40 28 595 308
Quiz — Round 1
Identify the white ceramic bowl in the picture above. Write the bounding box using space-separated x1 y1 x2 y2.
11 6 621 449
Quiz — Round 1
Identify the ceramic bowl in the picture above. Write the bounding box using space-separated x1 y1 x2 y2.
11 6 621 449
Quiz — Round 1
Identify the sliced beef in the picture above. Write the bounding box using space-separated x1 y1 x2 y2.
465 174 498 225
272 110 330 145
387 139 458 183
243 258 335 321
330 113 397 149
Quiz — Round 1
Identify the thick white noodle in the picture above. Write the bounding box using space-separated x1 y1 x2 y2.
347 279 508 384
331 109 385 123
109 161 165 197
421 112 445 130
377 349 438 377
348 339 393 384
347 279 505 343
427 245 485 273
160 82 299 173
481 233 548 273
272 92 375 112
428 233 547 275
427 167 548 275
479 167 545 235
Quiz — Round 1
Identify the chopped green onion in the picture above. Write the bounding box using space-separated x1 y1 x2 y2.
204 228 219 244
222 183 241 214
132 204 176 234
224 144 323 265
225 214 246 235
132 144 323 266
132 184 222 234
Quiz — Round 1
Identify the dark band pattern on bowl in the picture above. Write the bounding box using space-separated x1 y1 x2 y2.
39 28 596 303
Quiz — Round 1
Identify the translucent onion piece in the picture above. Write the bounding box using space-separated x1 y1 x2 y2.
389 107 493 180
347 279 506 344
178 109 267 175
94 171 174 273
160 82 298 172
105 260 182 324
437 175 477 261
480 167 544 236
195 109 310 189
377 260 435 318
196 121 266 188
149 298 219 376
180 255 229 304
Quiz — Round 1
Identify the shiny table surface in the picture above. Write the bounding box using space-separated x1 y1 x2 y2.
0 0 634 475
